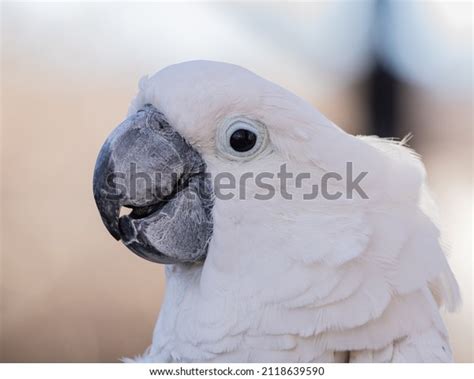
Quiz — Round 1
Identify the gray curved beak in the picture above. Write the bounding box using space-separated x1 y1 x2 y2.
93 105 213 264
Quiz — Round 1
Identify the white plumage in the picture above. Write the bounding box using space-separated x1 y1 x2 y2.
126 61 460 363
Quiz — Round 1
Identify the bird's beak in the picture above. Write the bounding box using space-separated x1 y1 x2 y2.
93 104 213 264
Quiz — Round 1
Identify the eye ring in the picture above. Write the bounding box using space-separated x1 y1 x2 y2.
216 117 269 161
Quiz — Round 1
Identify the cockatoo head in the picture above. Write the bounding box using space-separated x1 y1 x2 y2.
93 60 385 266
93 61 461 363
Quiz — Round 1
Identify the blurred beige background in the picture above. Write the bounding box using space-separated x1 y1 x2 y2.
1 2 472 362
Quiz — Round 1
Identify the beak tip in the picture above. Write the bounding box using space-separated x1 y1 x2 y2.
98 211 122 241
94 192 122 241
110 228 122 241
101 217 122 241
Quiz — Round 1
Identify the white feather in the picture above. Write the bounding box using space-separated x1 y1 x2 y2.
126 61 460 363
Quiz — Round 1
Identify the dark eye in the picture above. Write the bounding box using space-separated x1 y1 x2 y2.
229 129 257 152
217 117 268 160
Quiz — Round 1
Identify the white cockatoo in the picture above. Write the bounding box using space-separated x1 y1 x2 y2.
93 61 460 363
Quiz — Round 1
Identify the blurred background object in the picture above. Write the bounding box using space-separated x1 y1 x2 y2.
1 1 472 362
